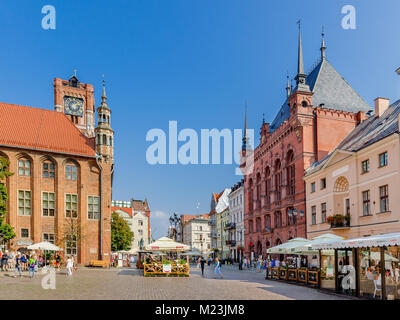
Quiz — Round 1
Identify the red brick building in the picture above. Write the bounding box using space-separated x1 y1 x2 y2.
0 74 114 265
243 28 371 259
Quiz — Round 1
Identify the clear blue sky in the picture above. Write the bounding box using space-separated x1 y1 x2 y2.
1 0 399 239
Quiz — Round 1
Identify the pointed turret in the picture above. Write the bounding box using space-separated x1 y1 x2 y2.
320 25 327 60
242 102 248 151
294 20 310 92
95 76 114 163
286 71 291 97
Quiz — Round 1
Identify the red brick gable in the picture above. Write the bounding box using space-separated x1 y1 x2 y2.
0 102 95 157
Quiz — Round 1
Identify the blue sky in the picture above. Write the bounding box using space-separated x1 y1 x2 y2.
1 0 399 239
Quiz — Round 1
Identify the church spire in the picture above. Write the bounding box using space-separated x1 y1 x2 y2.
102 75 107 102
242 101 248 151
320 25 327 60
294 20 310 92
286 71 291 97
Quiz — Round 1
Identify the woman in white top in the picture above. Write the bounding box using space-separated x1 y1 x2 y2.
66 256 73 276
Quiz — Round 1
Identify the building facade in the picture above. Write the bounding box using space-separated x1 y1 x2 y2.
0 74 114 265
242 28 371 260
305 98 400 239
182 216 211 254
111 198 151 252
227 180 244 261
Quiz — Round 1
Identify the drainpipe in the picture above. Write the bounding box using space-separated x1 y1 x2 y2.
313 109 318 162
95 154 103 260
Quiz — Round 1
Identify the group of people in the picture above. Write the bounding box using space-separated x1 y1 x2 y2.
0 249 74 277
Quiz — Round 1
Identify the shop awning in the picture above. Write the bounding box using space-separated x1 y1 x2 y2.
312 232 400 249
144 237 190 251
267 238 311 254
27 241 63 251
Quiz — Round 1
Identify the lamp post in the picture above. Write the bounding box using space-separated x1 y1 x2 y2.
169 212 181 242
287 208 304 238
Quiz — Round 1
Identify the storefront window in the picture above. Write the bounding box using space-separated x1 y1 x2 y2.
359 247 381 299
384 246 400 300
320 250 335 290
337 249 356 295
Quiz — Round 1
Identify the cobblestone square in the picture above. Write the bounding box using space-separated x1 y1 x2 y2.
0 265 348 300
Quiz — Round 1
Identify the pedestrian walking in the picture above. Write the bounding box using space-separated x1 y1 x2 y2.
13 252 22 278
200 257 206 277
243 257 247 270
213 257 223 279
28 255 36 278
1 250 9 271
66 256 73 276
55 254 61 271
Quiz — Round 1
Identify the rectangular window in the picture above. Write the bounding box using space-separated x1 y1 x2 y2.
379 152 388 167
65 165 77 181
320 178 326 190
362 190 370 216
311 182 316 193
361 159 370 174
311 206 316 225
345 198 350 215
21 228 29 238
138 220 143 226
18 159 31 176
42 192 55 217
138 229 143 236
43 162 55 178
43 233 55 244
321 203 327 223
88 196 100 220
18 190 31 216
65 194 78 218
379 185 389 213
65 234 77 255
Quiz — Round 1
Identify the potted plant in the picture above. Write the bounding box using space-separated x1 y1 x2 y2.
327 216 335 226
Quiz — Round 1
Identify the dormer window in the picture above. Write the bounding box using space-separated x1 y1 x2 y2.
68 75 79 88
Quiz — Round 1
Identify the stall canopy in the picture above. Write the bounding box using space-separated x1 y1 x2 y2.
27 241 63 251
312 232 400 250
267 238 311 254
144 237 190 251
294 234 344 254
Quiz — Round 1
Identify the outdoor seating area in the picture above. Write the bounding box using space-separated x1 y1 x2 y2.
142 237 190 277
265 232 400 300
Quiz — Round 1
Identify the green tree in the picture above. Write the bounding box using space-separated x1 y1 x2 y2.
111 211 134 251
0 157 15 244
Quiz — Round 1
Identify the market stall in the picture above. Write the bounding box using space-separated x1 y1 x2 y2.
142 237 190 277
27 241 63 266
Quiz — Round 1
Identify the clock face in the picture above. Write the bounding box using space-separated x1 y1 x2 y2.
64 96 84 116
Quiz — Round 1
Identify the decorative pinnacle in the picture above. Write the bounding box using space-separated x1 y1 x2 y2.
102 74 107 101
321 25 327 60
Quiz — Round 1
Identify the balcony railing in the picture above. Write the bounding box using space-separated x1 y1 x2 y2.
224 222 236 230
330 221 350 229
225 240 236 247
208 220 216 226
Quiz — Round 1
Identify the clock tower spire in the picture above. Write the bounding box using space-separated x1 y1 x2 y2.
53 71 95 138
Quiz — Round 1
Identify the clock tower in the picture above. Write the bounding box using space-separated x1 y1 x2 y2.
53 73 95 138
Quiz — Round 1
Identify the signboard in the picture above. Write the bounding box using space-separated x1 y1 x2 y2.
279 268 287 280
163 264 171 273
272 267 279 279
308 270 319 285
16 240 33 246
288 269 298 281
298 269 307 283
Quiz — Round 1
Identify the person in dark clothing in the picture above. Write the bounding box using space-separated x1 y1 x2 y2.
200 257 206 276
1 251 9 271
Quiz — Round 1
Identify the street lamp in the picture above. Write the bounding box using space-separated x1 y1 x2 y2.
287 208 304 238
169 212 181 241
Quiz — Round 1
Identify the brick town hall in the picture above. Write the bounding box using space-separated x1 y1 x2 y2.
0 73 114 265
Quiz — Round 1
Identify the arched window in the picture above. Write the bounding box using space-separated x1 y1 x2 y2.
264 214 271 230
103 134 107 145
274 159 282 201
256 172 261 208
274 211 282 228
334 176 349 192
65 161 78 181
248 179 253 211
109 136 112 146
286 150 295 196
42 160 55 178
248 219 253 233
96 134 101 145
18 158 31 176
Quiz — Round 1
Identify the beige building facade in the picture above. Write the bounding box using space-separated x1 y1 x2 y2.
305 98 400 239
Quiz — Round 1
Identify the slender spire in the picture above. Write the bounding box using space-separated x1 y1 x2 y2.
320 25 326 60
101 74 107 101
286 71 291 97
262 113 265 125
297 20 304 75
294 20 310 92
242 101 248 151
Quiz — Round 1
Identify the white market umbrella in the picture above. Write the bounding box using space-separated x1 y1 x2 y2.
27 241 63 265
144 237 190 251
294 234 344 255
267 238 311 254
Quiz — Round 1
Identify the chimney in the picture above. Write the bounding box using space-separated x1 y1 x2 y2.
374 97 389 118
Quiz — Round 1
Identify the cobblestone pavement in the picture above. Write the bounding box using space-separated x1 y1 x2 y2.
0 265 348 300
